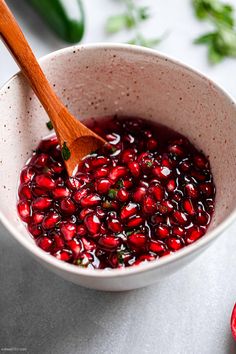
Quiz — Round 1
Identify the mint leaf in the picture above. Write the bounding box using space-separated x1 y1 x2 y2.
46 120 53 130
108 189 117 199
61 142 71 161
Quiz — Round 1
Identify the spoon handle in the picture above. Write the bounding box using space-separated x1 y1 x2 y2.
0 0 63 123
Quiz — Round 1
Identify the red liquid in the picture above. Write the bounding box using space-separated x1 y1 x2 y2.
17 117 215 269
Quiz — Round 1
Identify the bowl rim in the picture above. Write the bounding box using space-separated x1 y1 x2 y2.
1 42 236 278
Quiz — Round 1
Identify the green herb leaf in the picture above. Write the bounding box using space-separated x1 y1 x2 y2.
126 230 133 236
138 6 150 21
117 179 124 189
106 14 134 34
61 142 71 161
46 120 53 130
108 189 117 199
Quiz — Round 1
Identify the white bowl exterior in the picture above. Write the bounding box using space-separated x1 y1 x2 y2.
1 44 236 291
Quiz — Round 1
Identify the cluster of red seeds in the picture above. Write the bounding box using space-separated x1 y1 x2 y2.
17 117 215 269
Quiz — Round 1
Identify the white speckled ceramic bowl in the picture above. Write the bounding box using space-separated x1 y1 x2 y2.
1 43 236 291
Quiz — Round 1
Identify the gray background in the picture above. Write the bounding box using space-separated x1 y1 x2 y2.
1 1 236 353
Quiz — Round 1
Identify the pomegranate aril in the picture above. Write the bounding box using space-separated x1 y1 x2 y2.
153 166 171 179
172 226 185 237
94 167 109 178
149 185 164 201
28 223 42 238
98 235 120 251
95 206 106 219
147 138 158 151
31 186 48 197
18 183 32 200
155 224 170 239
50 160 64 174
67 239 82 256
143 195 157 214
149 240 166 254
31 211 44 224
120 149 136 164
185 227 204 244
133 187 146 203
173 211 189 225
38 136 58 152
168 144 184 156
120 202 138 220
122 178 133 189
52 187 69 199
53 233 65 250
35 174 55 190
183 199 196 215
185 183 199 198
95 178 112 194
77 224 87 236
231 304 236 341
34 153 49 168
84 213 101 235
76 252 94 267
81 194 101 207
107 216 122 233
42 211 60 230
166 237 183 251
60 198 76 215
117 188 129 202
128 161 140 178
73 188 89 203
128 233 147 249
54 249 72 262
17 200 31 222
32 196 52 211
195 210 210 225
60 222 76 241
158 200 174 214
166 179 176 193
109 166 128 181
127 215 143 227
20 166 35 184
37 236 53 252
79 208 93 220
194 154 209 170
200 183 214 197
66 177 84 190
81 237 96 251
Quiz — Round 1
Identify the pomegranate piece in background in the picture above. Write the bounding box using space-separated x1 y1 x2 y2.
231 303 236 341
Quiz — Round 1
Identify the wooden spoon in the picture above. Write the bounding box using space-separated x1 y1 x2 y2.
0 0 106 176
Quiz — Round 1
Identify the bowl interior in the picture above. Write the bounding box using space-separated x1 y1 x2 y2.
1 44 236 261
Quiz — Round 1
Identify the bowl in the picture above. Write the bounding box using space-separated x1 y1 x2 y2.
1 43 236 291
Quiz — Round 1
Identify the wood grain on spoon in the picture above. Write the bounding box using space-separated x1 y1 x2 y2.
0 0 106 176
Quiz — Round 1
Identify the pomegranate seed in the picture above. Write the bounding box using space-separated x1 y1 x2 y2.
128 161 140 178
81 194 101 207
143 195 157 214
194 154 209 170
200 183 214 197
66 177 84 190
38 135 58 152
147 138 158 151
120 202 138 220
117 188 129 202
109 166 127 181
122 179 133 189
35 174 55 189
60 198 76 215
133 187 146 202
73 188 89 203
95 206 106 219
37 236 53 252
191 170 207 182
28 223 42 238
126 215 143 227
18 183 32 200
67 239 82 256
166 237 182 251
50 160 64 174
107 216 122 233
155 224 170 239
153 166 171 179
79 208 93 220
42 211 60 230
81 237 96 251
53 233 65 250
183 199 196 215
76 252 94 266
31 186 48 197
166 179 176 192
54 249 72 261
31 211 44 224
149 185 164 201
149 240 166 253
17 200 31 222
173 211 189 225
60 222 76 241
158 200 174 214
95 178 112 194
94 167 109 178
98 235 120 251
185 227 204 244
34 153 49 168
231 304 236 341
120 149 136 163
195 210 209 225
185 183 199 198
32 196 52 211
77 224 87 236
168 144 184 156
91 156 110 167
20 166 35 184
179 159 191 172
172 226 185 237
128 233 147 249
52 187 70 199
84 213 101 235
